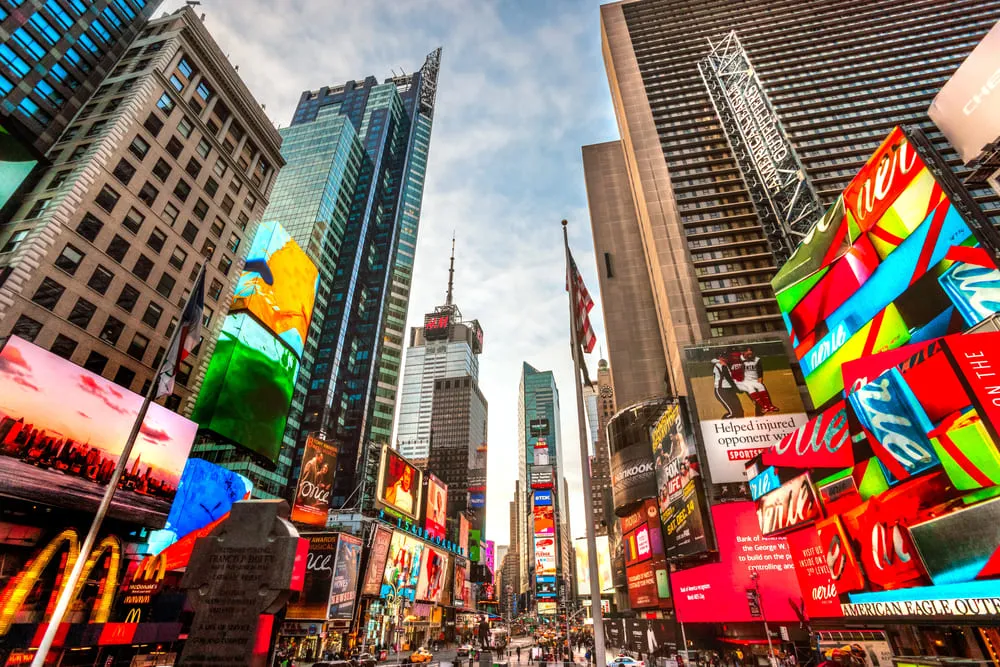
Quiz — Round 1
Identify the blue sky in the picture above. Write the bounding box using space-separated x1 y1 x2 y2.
163 0 620 544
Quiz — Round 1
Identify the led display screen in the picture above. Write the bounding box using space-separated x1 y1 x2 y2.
0 121 37 211
375 446 423 520
537 601 557 615
290 435 338 527
772 126 1000 409
329 534 362 620
0 336 195 528
575 535 614 595
533 504 555 536
158 458 252 544
231 220 318 358
381 531 424 602
683 340 808 483
458 515 470 556
534 536 556 576
415 545 449 603
453 558 468 608
286 533 339 620
425 474 447 540
191 313 299 464
482 539 495 574
620 499 671 610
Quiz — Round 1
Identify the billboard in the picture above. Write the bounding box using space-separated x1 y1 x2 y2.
0 121 37 211
329 534 362 619
482 539 495 574
533 503 555 536
0 336 195 527
751 331 1000 620
534 536 556 576
286 533 339 620
458 514 470 556
453 558 468 608
772 126 1000 409
652 400 711 559
621 499 671 610
231 220 319 357
928 20 1000 163
375 446 423 520
290 435 338 527
415 546 449 603
609 401 663 514
157 458 252 545
381 531 424 602
670 502 800 623
425 474 447 540
361 525 393 596
684 340 808 483
530 464 554 489
191 313 299 464
537 600 557 615
575 535 614 596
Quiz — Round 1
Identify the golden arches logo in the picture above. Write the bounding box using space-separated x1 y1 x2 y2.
0 529 122 636
124 607 143 624
132 552 167 585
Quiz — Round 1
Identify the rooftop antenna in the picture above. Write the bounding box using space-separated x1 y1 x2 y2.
445 233 456 306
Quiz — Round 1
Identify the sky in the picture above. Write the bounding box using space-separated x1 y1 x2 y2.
160 0 620 544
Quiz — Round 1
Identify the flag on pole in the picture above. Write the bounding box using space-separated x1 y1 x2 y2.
567 253 597 354
157 267 206 398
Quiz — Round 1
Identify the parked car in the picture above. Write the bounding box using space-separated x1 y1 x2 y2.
457 645 474 657
410 648 434 664
608 656 645 667
352 654 377 667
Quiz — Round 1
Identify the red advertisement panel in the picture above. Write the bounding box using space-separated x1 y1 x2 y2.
785 526 842 619
670 502 801 623
763 401 853 470
843 126 925 232
944 332 1000 435
756 473 822 536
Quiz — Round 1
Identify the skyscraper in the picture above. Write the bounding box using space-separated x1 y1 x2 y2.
585 358 616 535
396 239 484 468
194 49 442 501
0 7 282 412
590 0 1000 390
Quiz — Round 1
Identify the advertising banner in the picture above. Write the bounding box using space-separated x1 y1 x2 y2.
415 546 448 602
533 504 555 536
329 534 362 619
929 20 1000 163
361 525 393 596
0 336 196 528
425 474 447 540
575 536 614 595
626 560 661 610
286 533 339 620
290 435 338 527
670 502 800 623
458 515 470 556
537 601 557 615
453 558 468 608
530 464 554 489
652 400 710 559
533 489 553 506
755 472 821 536
610 443 657 513
375 446 423 521
160 458 252 543
381 532 424 601
534 536 556 576
684 341 807 483
620 499 671 609
784 526 843 619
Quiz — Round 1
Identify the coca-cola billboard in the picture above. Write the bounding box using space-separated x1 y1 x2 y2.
290 435 339 527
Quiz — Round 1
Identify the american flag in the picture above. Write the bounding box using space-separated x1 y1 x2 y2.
567 252 597 354
156 266 205 398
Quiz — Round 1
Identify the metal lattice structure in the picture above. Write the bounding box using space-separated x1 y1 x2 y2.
698 31 823 263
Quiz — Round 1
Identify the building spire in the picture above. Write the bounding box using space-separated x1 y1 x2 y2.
446 233 455 306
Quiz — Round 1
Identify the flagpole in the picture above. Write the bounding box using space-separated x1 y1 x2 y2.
32 264 206 667
562 219 606 667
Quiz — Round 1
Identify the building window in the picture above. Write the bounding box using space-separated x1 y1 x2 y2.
186 157 202 178
50 334 78 360
99 315 125 345
152 157 172 182
213 160 226 178
162 202 180 227
208 278 223 301
132 254 154 280
169 246 188 270
116 284 140 312
165 317 177 338
147 227 167 253
11 315 43 341
177 361 193 386
67 297 97 328
218 255 232 276
226 232 240 253
178 57 194 78
68 144 90 160
127 332 149 360
208 218 224 239
236 211 249 230
177 115 194 138
193 198 209 221
156 272 175 298
123 207 145 234
129 135 150 159
157 91 176 111
95 185 120 213
173 179 191 202
1 229 28 254
106 234 130 263
25 198 50 219
166 136 183 158
142 301 163 328
181 222 199 244
220 195 234 215
112 158 136 185
113 365 136 390
31 277 65 310
143 112 164 137
135 181 158 207
83 351 109 374
76 213 103 242
54 243 85 275
87 265 114 294
196 138 211 159
47 169 71 190
200 238 216 259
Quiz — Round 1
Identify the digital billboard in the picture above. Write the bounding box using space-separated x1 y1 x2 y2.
652 400 711 559
290 435 338 527
620 499 671 610
533 504 555 536
0 121 38 211
329 534 362 620
286 533 339 620
190 313 299 464
458 514 470 556
534 536 556 576
575 535 614 596
748 330 1000 621
537 600 557 616
158 458 252 545
415 546 448 603
375 445 423 520
361 525 393 596
608 401 661 514
381 531 424 602
454 558 468 608
482 539 495 575
0 336 195 527
425 474 447 540
231 220 319 358
670 502 800 623
772 126 1000 409
683 340 808 483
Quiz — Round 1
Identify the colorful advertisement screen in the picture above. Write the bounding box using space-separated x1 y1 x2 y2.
750 330 1000 621
482 539 495 575
160 458 252 542
534 536 556 576
453 558 468 608
670 502 800 623
415 546 449 603
329 534 362 620
425 474 447 540
575 535 614 596
458 514 470 556
533 503 555 536
0 121 37 211
375 446 423 520
772 126 1000 409
684 340 808 483
381 531 424 602
231 220 318 358
286 533 338 620
362 525 393 596
620 499 671 610
652 400 711 559
191 312 300 464
0 336 196 528
290 435 338 527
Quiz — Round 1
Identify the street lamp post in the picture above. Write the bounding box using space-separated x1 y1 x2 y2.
750 571 775 666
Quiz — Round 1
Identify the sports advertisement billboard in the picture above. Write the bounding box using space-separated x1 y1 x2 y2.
381 531 424 602
748 330 1000 620
772 126 1000 409
534 536 556 576
415 545 449 603
362 525 393 596
575 536 614 595
670 502 800 623
683 340 808 483
286 533 339 620
231 220 318 358
329 534 362 619
425 474 448 540
652 400 711 559
191 313 300 464
375 446 423 521
290 435 338 527
0 336 196 527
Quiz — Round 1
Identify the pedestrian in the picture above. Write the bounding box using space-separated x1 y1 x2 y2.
518 646 522 663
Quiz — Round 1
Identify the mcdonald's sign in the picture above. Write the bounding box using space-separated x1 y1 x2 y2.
0 529 122 636
121 552 168 605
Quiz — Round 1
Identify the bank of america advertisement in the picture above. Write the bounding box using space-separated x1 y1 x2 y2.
684 340 807 483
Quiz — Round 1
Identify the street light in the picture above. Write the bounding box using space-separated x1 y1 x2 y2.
750 571 775 666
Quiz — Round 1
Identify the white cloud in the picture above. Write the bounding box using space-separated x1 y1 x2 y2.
163 0 621 543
